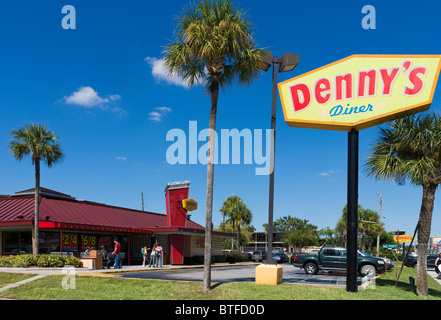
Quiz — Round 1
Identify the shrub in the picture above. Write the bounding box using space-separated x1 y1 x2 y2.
36 254 66 268
0 256 14 267
190 255 226 264
64 256 83 268
11 254 38 268
212 255 226 263
0 254 84 268
223 252 248 263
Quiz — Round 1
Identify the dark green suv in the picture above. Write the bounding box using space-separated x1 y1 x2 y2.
293 246 386 277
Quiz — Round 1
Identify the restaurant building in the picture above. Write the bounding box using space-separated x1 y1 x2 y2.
0 181 233 265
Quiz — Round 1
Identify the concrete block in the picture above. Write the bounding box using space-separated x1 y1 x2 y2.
255 263 283 285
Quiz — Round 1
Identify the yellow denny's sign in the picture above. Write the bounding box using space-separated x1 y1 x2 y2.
182 198 198 211
394 235 413 243
278 55 441 131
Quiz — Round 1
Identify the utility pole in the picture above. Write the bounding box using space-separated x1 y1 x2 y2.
141 192 144 211
376 190 382 257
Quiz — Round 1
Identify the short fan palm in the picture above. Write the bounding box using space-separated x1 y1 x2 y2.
9 124 64 255
365 114 441 298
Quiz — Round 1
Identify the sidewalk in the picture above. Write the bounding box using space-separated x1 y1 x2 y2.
0 261 259 276
428 270 441 285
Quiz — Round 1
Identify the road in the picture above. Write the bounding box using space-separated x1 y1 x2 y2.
117 263 366 287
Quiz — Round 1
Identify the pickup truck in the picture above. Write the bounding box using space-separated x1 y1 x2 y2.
292 246 386 277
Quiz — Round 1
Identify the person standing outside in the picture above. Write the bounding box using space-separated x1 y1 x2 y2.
435 253 441 279
100 245 110 269
149 244 157 267
155 243 163 268
112 239 122 269
141 246 148 267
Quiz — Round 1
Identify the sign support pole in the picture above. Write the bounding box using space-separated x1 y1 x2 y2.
266 58 279 264
347 129 359 293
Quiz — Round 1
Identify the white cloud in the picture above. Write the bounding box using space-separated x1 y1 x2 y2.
108 94 121 102
144 57 192 88
318 170 339 177
148 106 172 122
115 156 127 160
63 86 126 116
64 86 109 108
148 111 162 122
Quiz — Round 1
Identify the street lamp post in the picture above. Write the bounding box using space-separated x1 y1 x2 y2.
376 190 383 257
260 51 299 263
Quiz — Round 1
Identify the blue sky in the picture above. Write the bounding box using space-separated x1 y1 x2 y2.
0 0 440 238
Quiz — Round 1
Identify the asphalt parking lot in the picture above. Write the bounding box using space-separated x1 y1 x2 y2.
117 263 366 287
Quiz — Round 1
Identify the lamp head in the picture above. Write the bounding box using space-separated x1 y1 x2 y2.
278 52 299 73
259 50 273 72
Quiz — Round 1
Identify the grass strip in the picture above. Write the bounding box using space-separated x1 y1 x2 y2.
0 266 439 300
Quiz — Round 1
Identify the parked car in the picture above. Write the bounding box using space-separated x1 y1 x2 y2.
404 252 439 269
272 253 289 263
293 246 386 277
245 252 253 261
358 250 394 270
252 251 267 262
381 257 394 270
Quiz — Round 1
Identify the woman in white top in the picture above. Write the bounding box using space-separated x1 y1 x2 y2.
149 244 157 267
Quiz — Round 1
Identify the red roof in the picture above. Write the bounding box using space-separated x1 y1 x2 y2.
0 193 205 233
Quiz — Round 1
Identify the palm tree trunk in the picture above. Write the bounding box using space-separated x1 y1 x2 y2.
237 224 240 252
231 220 235 250
203 81 219 293
361 230 366 251
34 159 40 256
416 182 437 298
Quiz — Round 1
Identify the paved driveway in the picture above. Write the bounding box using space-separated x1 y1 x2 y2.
118 263 365 287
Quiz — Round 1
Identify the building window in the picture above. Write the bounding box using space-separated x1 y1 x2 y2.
98 235 113 252
62 233 80 252
2 231 32 254
20 232 32 253
39 231 60 254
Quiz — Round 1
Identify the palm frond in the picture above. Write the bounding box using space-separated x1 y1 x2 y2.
364 113 441 187
9 124 64 166
162 0 263 93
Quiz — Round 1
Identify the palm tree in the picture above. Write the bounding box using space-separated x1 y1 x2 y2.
230 201 252 252
358 208 379 252
336 204 364 246
318 226 335 246
9 124 64 255
365 114 441 298
220 195 252 251
163 0 263 292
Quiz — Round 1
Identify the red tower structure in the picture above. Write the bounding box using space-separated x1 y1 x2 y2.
164 181 190 264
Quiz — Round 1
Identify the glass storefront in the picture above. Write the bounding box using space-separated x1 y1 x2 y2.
2 229 129 264
61 233 127 254
2 231 32 254
39 231 60 254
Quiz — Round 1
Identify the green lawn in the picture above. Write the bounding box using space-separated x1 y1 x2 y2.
0 273 35 288
0 266 439 300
